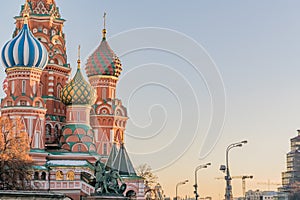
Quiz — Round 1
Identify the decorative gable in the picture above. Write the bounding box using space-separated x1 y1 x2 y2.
33 1 50 15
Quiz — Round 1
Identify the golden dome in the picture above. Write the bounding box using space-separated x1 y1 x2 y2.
61 60 97 106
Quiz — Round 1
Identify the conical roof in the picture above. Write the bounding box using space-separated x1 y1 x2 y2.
111 144 137 176
61 60 97 106
105 143 119 169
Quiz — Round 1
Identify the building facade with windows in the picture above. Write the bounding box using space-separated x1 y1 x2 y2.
280 130 300 193
0 0 144 199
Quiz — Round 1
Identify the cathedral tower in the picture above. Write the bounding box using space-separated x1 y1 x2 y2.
85 15 128 156
1 15 48 164
60 47 97 153
15 0 71 145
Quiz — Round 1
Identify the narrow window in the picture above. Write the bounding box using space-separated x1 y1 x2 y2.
11 81 15 93
40 84 43 96
103 143 107 155
57 85 61 99
33 82 36 95
46 124 51 137
54 125 59 137
112 89 115 99
41 172 46 180
34 172 39 180
102 88 107 99
77 112 80 121
22 80 26 94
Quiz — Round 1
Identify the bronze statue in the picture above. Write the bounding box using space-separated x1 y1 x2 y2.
95 159 108 193
94 159 126 195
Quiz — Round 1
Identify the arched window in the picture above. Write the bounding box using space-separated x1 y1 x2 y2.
54 125 59 138
35 101 40 107
66 171 75 181
57 84 62 99
56 171 63 180
34 171 39 180
54 125 58 137
46 124 51 137
41 172 46 180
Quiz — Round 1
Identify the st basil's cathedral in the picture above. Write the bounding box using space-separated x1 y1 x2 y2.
0 0 145 199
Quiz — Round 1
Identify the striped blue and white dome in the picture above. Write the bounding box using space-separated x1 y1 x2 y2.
1 23 48 69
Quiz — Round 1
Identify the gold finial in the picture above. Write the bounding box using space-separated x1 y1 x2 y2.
23 0 30 24
24 15 29 25
102 12 107 40
77 45 81 69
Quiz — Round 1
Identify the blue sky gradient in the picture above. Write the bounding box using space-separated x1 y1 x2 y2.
1 1 300 199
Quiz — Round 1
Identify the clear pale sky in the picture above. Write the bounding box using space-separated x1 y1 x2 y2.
1 1 300 199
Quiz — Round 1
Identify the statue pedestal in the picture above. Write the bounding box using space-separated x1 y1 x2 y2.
85 194 128 200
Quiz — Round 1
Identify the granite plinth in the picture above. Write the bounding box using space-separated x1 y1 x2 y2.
85 195 128 200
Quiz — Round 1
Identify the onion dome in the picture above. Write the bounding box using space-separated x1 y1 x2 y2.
1 20 48 69
61 51 97 106
85 15 122 78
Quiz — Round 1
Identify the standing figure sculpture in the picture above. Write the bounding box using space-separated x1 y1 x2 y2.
95 159 108 193
94 160 127 196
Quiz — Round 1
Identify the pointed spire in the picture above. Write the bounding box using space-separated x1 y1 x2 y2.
105 143 119 170
77 45 81 69
111 144 137 176
102 12 107 40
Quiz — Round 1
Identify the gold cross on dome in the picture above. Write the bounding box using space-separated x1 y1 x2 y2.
103 12 106 29
77 45 81 68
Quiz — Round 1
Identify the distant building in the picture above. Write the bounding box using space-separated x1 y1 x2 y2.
280 130 300 193
245 190 288 200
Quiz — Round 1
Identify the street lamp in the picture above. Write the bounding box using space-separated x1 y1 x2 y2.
194 163 211 200
175 179 188 200
220 140 247 200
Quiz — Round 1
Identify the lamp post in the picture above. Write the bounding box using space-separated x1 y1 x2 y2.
175 179 188 200
220 140 247 200
194 163 211 200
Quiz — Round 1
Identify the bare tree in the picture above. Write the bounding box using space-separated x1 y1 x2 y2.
136 164 164 200
0 117 33 190
136 163 158 188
